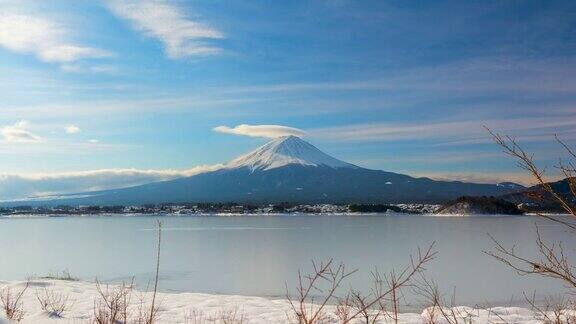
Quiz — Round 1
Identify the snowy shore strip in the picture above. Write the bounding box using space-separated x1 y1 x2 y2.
0 280 561 323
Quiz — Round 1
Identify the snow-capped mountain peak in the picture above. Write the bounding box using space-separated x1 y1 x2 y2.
225 135 356 171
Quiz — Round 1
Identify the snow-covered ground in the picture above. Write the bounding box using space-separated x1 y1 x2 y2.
0 280 564 323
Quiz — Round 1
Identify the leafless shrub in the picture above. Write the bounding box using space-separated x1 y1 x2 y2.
344 269 405 324
0 281 30 322
487 128 576 321
92 279 133 324
349 288 382 324
486 129 576 285
486 226 576 289
286 243 436 324
35 284 72 317
524 293 576 324
487 128 576 223
334 294 353 323
415 277 477 324
372 268 403 324
285 258 357 323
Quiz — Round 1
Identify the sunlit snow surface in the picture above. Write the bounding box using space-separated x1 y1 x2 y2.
225 135 356 171
0 280 561 323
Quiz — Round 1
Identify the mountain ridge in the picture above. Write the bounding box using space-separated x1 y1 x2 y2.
502 177 575 211
2 136 523 206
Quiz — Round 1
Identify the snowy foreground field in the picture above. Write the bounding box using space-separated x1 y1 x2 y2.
0 280 566 323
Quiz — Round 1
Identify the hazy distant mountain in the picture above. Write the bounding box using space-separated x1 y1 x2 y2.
10 136 522 206
496 182 526 190
502 178 575 211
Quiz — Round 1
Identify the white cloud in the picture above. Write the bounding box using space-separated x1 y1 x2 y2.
0 165 224 200
107 0 224 59
0 120 41 142
0 13 112 63
213 124 306 139
64 125 80 134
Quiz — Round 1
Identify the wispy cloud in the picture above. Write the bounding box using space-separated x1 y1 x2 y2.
0 13 112 64
221 57 576 95
0 95 264 119
214 124 306 139
107 0 224 59
64 125 80 134
60 64 118 74
0 120 41 143
310 116 576 144
0 165 224 200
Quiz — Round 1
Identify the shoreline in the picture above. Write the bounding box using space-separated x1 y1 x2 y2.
1 212 563 218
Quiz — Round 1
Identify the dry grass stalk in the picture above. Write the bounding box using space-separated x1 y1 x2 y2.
92 220 163 324
145 219 163 324
0 281 29 322
35 284 72 317
131 220 163 324
210 306 247 324
184 308 207 324
131 289 162 324
184 307 247 324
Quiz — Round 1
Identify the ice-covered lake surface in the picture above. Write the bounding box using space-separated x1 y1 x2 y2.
0 213 572 306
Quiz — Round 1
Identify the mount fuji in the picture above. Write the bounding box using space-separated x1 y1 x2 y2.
225 135 356 171
19 136 520 206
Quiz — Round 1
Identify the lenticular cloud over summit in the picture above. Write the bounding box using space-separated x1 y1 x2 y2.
213 124 306 139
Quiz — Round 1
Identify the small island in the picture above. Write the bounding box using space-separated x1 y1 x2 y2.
436 196 524 215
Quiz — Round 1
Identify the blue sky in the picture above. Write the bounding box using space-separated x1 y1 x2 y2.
0 0 575 196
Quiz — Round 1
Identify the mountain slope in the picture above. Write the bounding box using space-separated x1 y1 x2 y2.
225 135 356 170
11 136 521 206
502 178 576 211
436 196 524 215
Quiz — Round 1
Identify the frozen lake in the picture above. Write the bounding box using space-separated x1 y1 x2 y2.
0 214 572 306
